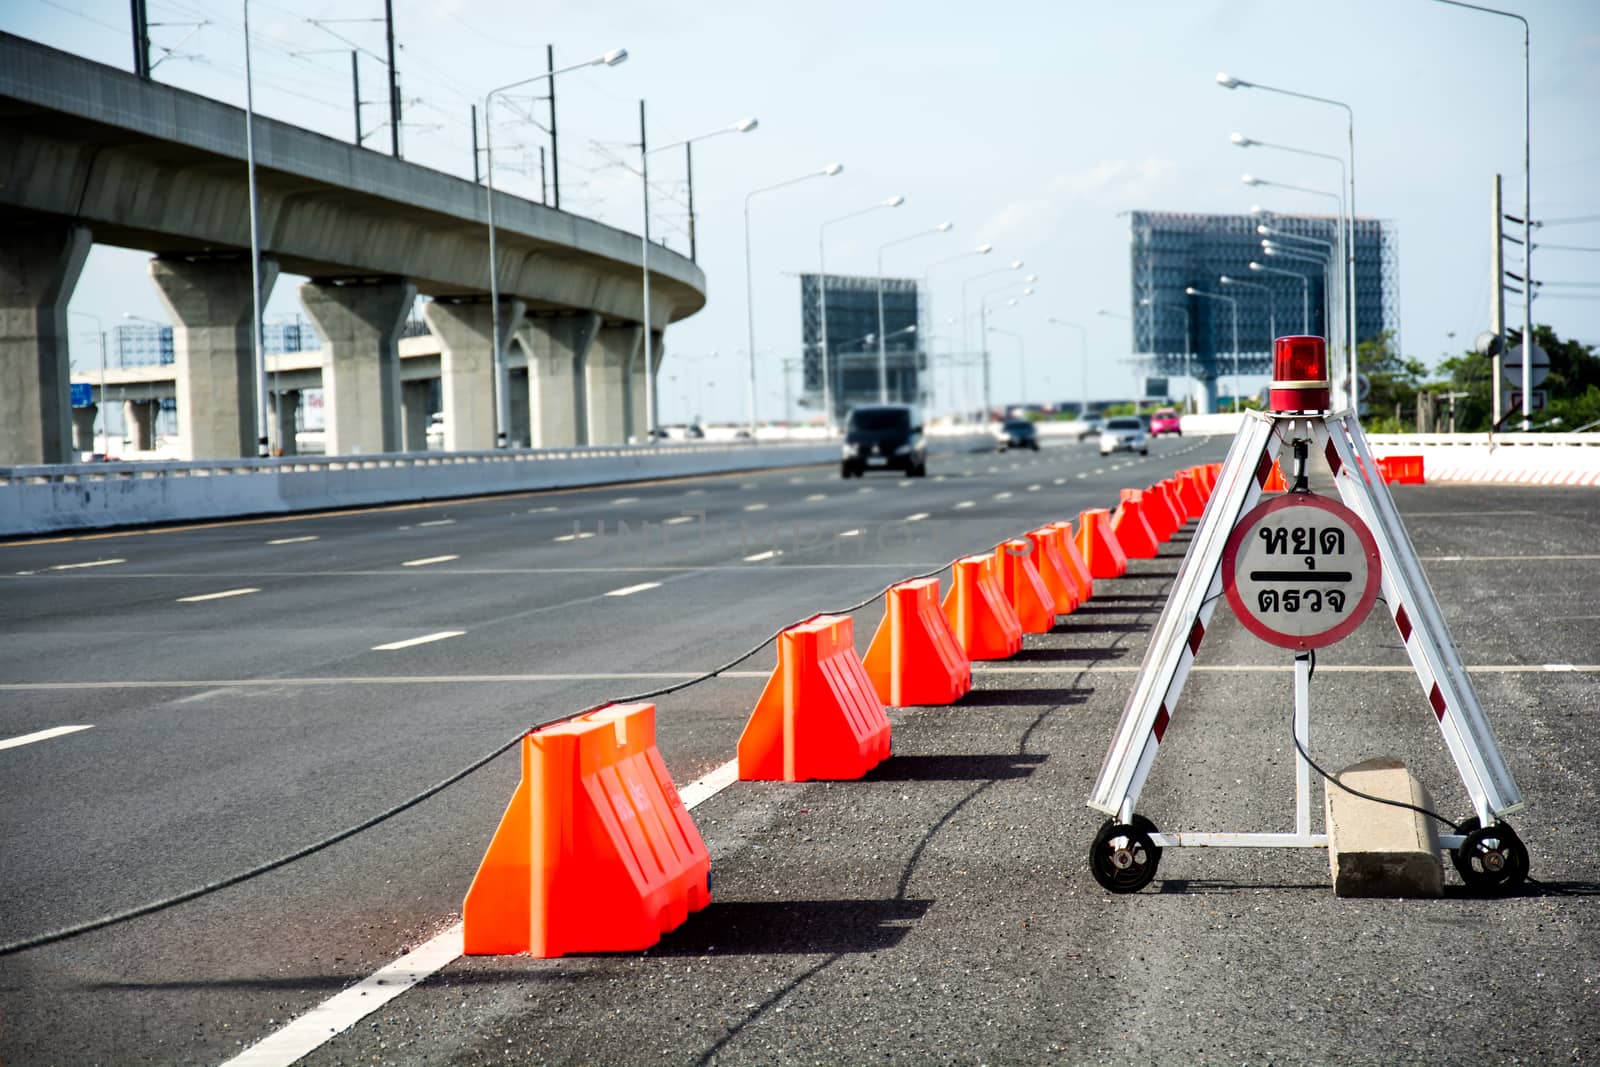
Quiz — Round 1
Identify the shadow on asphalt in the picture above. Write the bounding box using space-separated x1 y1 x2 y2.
863 753 1048 782
1068 603 1157 616
80 969 619 993
648 899 934 957
955 686 1089 708
1086 593 1169 604
1002 645 1128 662
1054 620 1153 634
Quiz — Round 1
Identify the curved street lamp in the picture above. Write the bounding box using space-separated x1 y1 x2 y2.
817 195 905 430
876 221 953 403
1186 287 1240 413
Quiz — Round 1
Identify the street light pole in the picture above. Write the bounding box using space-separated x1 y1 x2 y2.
1186 288 1239 412
876 222 952 403
745 164 844 435
1138 299 1192 412
818 195 905 431
1218 72 1357 412
1249 261 1311 333
1432 0 1531 429
486 48 627 449
1219 275 1277 343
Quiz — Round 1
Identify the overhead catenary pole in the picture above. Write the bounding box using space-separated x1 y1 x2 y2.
547 45 560 210
130 0 151 78
383 0 399 157
685 142 697 262
469 104 478 183
352 51 363 146
243 0 269 456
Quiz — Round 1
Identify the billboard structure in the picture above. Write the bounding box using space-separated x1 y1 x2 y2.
799 274 923 421
1127 211 1398 412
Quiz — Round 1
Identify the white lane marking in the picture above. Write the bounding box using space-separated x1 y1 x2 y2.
1422 554 1600 563
611 497 640 505
934 475 946 482
49 558 126 570
787 477 805 485
417 519 456 527
1052 478 1065 486
954 501 975 510
905 513 929 522
0 724 94 752
402 555 459 567
1092 468 1105 475
1544 663 1577 672
372 631 465 652
177 587 259 603
897 481 912 488
552 532 595 543
743 503 768 512
686 489 706 496
994 491 1013 500
1075 472 1088 479
805 493 827 502
663 516 696 525
1027 484 1041 492
856 487 873 494
839 528 862 538
528 506 560 514
605 581 661 597
742 550 782 562
267 536 318 545
221 757 741 1067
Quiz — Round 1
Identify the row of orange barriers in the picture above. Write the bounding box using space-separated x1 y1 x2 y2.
1264 453 1426 491
461 462 1221 957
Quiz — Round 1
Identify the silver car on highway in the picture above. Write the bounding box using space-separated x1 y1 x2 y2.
1099 415 1149 456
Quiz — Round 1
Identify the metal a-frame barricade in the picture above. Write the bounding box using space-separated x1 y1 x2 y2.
1085 403 1527 893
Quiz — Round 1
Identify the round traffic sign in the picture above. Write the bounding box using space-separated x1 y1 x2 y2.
1222 493 1381 650
1503 343 1549 388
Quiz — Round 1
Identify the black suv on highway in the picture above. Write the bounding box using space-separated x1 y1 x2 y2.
841 404 927 478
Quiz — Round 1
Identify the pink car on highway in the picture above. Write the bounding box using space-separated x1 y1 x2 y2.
1148 408 1182 436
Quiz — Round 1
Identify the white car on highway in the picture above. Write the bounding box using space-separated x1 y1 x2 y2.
1099 416 1149 456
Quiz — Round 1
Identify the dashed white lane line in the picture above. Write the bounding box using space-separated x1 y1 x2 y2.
417 519 456 528
611 497 640 505
743 502 768 512
1075 472 1088 479
552 532 595 543
176 587 259 603
267 536 319 545
528 506 559 514
839 528 862 538
1052 478 1066 486
402 555 459 567
993 491 1013 500
49 558 126 570
663 516 696 525
905 513 929 522
0 724 94 752
1027 484 1041 492
372 631 465 652
742 550 782 562
605 581 661 597
221 757 741 1067
805 493 827 502
954 501 975 510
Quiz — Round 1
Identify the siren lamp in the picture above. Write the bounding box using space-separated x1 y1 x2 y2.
1269 335 1330 413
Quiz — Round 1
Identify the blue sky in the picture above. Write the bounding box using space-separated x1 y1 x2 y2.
11 0 1599 422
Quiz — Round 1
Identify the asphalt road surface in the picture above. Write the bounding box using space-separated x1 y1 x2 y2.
2 436 1596 1066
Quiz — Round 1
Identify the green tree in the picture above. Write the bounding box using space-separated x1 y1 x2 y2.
1358 330 1427 431
1432 325 1600 432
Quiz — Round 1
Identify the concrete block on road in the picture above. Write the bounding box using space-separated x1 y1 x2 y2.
1324 757 1443 898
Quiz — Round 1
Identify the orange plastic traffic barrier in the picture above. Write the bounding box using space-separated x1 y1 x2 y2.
1174 471 1207 520
1264 460 1288 492
1025 527 1080 616
1077 508 1129 578
1205 463 1222 491
1048 520 1095 602
738 614 891 782
1378 454 1425 484
463 702 710 957
1139 484 1179 541
1154 481 1187 532
991 539 1058 634
942 554 1025 660
863 578 972 707
1111 492 1161 559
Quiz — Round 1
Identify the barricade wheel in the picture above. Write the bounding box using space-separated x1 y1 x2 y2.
1089 819 1160 893
1451 817 1529 892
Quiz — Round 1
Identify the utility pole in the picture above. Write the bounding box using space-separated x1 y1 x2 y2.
547 45 561 209
685 142 697 261
1490 174 1505 428
130 0 151 78
351 51 362 145
470 104 479 183
383 0 399 157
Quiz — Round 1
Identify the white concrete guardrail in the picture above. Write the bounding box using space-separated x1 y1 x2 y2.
0 436 994 536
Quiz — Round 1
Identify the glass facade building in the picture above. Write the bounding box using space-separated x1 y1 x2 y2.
799 273 923 420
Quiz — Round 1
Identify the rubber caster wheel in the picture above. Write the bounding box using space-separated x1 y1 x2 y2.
1089 817 1161 893
1451 817 1529 892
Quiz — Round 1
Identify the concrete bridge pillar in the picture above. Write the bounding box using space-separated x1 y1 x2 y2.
422 298 523 452
627 329 664 443
271 389 300 456
150 253 279 460
300 277 415 457
71 404 98 455
124 399 159 451
0 224 91 465
400 380 432 451
586 323 640 446
520 313 599 447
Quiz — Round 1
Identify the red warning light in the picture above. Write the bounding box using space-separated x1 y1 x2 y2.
1269 335 1330 413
